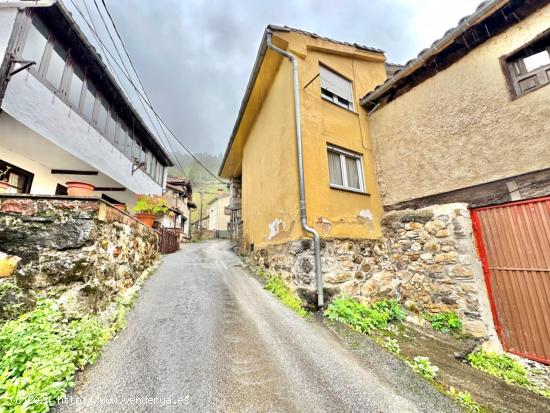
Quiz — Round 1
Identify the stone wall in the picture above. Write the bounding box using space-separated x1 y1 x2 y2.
253 203 495 339
0 195 159 317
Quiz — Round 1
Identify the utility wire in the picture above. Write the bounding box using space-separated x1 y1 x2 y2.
69 0 225 183
81 0 187 176
90 0 186 176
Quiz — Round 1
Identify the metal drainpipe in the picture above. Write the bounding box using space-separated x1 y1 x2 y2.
266 32 324 308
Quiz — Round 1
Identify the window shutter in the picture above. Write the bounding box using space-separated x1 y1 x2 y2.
320 66 353 103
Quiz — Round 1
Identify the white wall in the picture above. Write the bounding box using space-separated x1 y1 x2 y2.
208 196 230 231
0 9 16 60
2 72 162 196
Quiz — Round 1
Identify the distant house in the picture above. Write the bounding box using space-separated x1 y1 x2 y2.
219 0 550 363
158 177 195 235
0 1 173 208
207 194 230 232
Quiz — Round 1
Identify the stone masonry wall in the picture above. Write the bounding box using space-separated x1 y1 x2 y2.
253 203 495 339
0 196 159 317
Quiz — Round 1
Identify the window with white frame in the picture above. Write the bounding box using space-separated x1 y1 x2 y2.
320 65 354 111
327 145 365 192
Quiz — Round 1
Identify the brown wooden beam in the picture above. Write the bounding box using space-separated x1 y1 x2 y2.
51 169 98 175
95 187 126 192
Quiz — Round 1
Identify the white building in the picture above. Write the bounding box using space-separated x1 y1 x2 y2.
207 195 230 232
0 1 173 207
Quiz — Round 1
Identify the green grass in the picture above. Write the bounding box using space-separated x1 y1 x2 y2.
324 296 405 334
264 276 308 317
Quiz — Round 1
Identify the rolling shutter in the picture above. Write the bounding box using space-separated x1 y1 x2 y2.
320 66 354 103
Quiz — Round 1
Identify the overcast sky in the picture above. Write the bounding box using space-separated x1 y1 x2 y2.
66 0 481 159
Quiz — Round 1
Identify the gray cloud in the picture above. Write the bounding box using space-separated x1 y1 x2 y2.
66 0 480 158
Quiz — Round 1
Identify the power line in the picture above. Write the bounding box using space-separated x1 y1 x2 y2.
69 0 225 183
82 0 187 176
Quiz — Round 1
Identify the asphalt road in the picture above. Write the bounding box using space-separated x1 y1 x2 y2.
57 240 460 412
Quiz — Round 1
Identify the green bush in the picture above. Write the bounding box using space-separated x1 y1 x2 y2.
0 300 111 412
264 276 308 317
423 311 462 334
132 195 168 215
448 387 481 413
324 297 405 334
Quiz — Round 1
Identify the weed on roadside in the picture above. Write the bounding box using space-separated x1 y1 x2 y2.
324 296 405 334
411 356 439 380
467 350 550 398
423 311 462 334
264 276 308 317
448 387 481 413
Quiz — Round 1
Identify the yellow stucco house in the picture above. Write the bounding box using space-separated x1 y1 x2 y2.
220 26 388 250
220 0 550 362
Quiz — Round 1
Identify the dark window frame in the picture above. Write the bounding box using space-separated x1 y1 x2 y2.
501 28 550 100
0 159 34 194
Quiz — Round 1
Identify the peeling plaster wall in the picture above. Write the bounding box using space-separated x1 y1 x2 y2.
240 32 388 250
369 6 550 206
296 40 387 239
241 53 302 249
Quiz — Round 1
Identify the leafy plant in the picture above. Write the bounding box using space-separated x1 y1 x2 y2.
448 387 481 413
423 311 462 334
132 195 168 215
264 276 308 317
0 300 111 412
412 356 439 380
324 297 405 334
467 350 530 386
383 337 400 354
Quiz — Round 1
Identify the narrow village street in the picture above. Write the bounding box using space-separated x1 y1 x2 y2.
57 241 460 412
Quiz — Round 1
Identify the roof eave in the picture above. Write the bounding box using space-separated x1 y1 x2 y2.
360 0 509 107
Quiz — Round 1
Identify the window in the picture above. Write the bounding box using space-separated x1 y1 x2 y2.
327 145 365 192
95 98 108 133
45 41 67 90
21 18 48 68
503 30 550 98
106 112 117 143
82 81 96 121
68 65 84 108
0 159 34 194
320 65 354 111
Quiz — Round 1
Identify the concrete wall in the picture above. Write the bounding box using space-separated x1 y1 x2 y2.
369 5 550 206
0 9 16 62
240 32 387 249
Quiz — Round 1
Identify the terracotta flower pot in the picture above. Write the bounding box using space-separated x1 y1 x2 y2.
113 204 126 211
66 181 95 197
135 213 155 228
0 181 9 193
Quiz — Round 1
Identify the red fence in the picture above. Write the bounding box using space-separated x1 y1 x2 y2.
472 197 550 364
158 228 180 254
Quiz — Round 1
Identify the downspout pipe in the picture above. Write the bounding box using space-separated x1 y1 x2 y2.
266 31 324 308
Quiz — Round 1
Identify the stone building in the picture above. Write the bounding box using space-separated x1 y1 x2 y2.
219 0 550 363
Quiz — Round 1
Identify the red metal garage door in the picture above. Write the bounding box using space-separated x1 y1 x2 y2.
472 197 550 364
